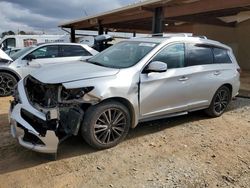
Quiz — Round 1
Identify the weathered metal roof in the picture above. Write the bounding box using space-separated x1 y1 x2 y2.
59 0 250 32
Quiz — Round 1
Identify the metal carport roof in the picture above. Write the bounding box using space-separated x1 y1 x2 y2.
59 0 250 33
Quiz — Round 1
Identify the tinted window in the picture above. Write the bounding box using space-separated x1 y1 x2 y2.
9 49 21 56
60 45 91 57
187 44 213 66
151 43 185 69
213 48 232 64
2 38 16 50
30 45 59 59
13 47 34 61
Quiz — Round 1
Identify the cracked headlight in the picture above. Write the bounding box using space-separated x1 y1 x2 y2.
60 87 94 101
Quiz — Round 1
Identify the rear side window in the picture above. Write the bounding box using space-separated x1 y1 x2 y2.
60 45 92 57
30 45 59 59
213 48 232 64
186 44 213 66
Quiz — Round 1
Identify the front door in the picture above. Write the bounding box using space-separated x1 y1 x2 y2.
140 43 189 118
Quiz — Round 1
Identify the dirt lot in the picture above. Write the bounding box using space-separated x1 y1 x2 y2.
0 96 249 188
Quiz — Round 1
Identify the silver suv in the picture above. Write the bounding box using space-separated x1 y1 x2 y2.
9 36 240 155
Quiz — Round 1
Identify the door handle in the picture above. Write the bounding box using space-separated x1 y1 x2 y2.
178 76 189 81
214 71 221 75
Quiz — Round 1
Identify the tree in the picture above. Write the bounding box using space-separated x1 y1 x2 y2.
7 30 15 35
19 31 26 35
1 32 8 38
1 30 15 38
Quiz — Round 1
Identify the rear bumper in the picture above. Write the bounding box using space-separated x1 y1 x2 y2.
9 81 59 154
232 79 240 98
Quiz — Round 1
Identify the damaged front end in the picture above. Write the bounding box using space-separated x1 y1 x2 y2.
9 75 95 154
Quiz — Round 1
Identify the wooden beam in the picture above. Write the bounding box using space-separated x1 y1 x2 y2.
169 16 237 27
139 6 154 12
164 0 250 18
101 11 153 25
104 22 152 31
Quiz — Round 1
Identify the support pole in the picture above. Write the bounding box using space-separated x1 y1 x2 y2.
70 28 76 43
152 7 164 35
97 22 104 51
98 24 104 35
133 31 136 37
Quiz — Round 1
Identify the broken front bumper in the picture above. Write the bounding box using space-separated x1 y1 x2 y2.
9 81 59 154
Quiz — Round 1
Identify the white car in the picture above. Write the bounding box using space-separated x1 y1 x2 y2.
0 43 98 96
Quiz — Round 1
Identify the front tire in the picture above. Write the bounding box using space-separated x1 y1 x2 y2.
0 72 17 97
81 101 131 149
205 86 231 117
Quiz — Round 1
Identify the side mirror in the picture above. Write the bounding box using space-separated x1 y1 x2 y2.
0 43 4 50
145 61 167 73
24 54 36 62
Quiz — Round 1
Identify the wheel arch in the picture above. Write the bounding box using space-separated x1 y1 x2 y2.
0 69 21 82
220 83 233 97
100 97 137 128
205 83 233 117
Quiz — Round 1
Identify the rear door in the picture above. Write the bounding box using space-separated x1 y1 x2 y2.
184 43 232 110
59 45 93 61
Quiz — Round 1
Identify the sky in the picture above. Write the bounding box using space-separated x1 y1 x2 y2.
0 0 141 35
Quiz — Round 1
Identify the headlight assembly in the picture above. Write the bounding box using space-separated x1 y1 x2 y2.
60 87 94 101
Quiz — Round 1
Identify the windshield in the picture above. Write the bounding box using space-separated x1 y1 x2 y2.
88 41 158 68
10 46 34 61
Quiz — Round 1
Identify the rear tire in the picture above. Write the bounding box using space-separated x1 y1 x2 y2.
81 101 131 149
205 86 231 117
0 72 17 97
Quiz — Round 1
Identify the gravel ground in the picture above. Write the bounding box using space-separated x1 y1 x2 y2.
0 96 249 188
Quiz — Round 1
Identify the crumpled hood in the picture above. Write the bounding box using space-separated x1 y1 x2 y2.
31 61 119 84
0 49 12 61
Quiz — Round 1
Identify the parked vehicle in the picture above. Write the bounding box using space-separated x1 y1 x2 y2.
0 43 98 96
0 35 70 51
79 34 114 51
5 48 21 56
9 36 240 156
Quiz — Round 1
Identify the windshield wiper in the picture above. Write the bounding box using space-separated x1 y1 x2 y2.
86 59 120 69
86 59 105 67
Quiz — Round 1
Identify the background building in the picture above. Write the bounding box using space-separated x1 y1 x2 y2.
59 0 250 71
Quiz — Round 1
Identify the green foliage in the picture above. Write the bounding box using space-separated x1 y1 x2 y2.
1 30 15 38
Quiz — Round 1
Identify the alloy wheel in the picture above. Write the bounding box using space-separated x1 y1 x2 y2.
214 89 229 114
0 73 16 96
94 108 126 144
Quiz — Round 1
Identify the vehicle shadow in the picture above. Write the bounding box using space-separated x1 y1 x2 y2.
0 98 249 174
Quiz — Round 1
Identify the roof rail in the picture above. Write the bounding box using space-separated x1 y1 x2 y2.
149 33 193 37
163 33 193 37
148 33 208 39
193 35 208 39
151 33 164 36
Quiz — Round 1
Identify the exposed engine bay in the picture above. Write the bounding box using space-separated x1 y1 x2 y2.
23 76 94 141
